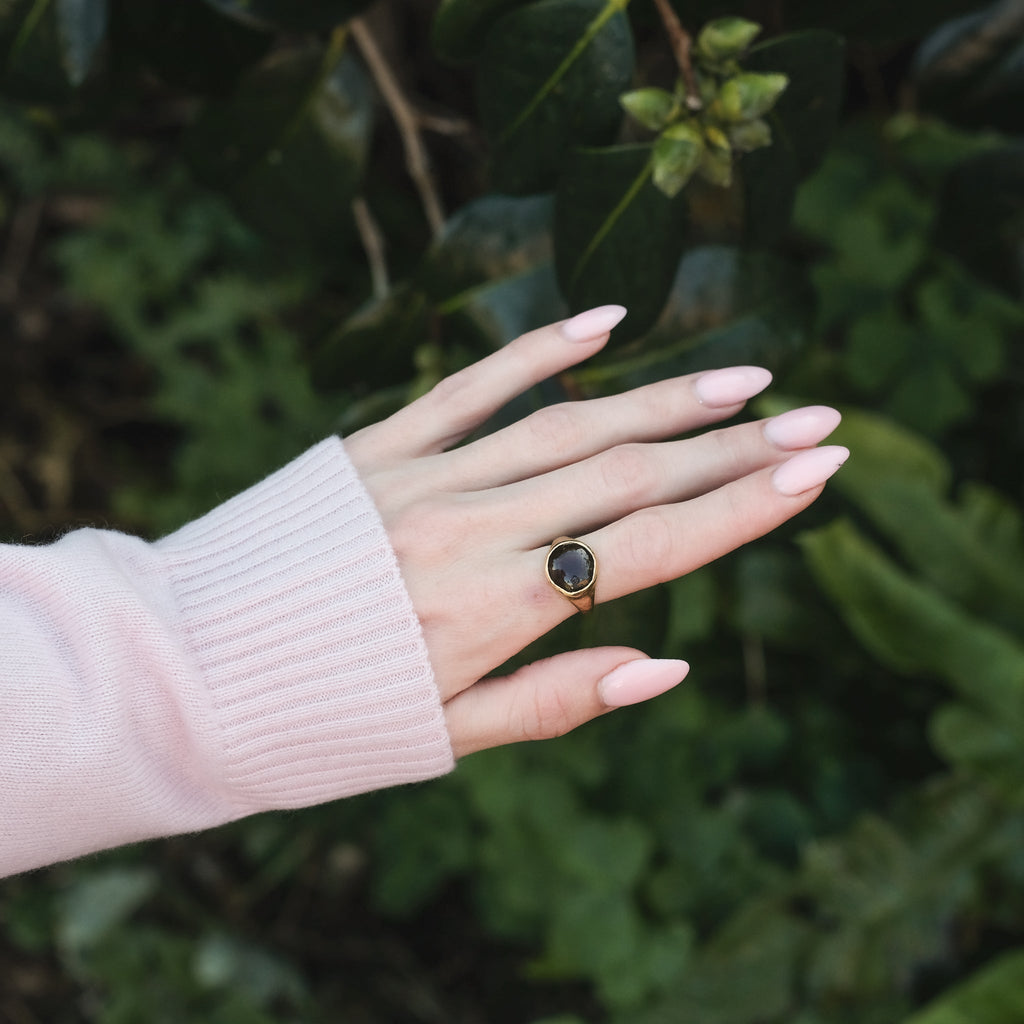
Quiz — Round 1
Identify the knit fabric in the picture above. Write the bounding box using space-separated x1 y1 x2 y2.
0 437 454 878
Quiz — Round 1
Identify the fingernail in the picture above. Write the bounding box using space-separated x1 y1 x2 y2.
598 658 690 708
763 405 842 450
771 445 850 496
694 366 773 407
560 304 628 341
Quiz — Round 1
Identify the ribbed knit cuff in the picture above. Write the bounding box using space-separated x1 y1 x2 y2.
152 438 454 811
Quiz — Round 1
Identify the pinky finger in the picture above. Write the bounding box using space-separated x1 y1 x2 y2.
443 648 689 759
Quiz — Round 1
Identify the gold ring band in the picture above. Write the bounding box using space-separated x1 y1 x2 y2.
545 536 597 613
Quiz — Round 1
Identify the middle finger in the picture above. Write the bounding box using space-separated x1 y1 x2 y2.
430 365 774 492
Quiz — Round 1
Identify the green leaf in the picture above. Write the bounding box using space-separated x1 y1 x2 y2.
652 121 704 197
664 568 717 650
186 44 372 255
194 933 307 1006
314 283 431 393
583 245 806 390
727 117 771 152
621 87 679 132
934 146 1024 300
802 519 1024 727
695 17 762 62
57 868 158 958
55 0 106 85
901 949 1024 1024
714 72 788 123
843 305 916 391
540 888 645 994
420 193 554 304
431 0 534 63
635 900 809 1024
696 126 734 187
555 144 688 340
800 403 952 497
478 0 634 194
822 407 1024 633
0 0 75 101
742 30 845 245
201 0 372 31
443 263 566 359
930 702 1024 779
914 6 1024 135
371 786 477 915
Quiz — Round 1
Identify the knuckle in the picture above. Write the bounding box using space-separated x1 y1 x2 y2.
719 482 751 534
598 444 655 506
425 367 481 433
515 683 580 743
385 504 421 562
622 507 676 573
387 498 460 563
711 425 755 478
524 403 584 460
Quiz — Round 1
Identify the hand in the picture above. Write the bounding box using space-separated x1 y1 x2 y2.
345 307 847 758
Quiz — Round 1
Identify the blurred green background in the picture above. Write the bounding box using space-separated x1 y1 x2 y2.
1 0 1023 1021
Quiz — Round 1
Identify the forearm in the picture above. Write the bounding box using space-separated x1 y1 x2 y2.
0 438 453 878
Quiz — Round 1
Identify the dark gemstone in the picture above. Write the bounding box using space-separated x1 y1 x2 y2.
547 542 595 593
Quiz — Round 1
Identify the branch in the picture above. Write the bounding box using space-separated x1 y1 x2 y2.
650 0 702 110
351 196 389 300
350 17 446 239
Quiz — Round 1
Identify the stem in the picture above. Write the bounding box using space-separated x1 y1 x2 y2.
650 0 702 110
351 197 389 299
351 17 445 239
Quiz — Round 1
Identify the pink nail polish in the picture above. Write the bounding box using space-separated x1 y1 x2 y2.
763 406 842 450
560 304 627 341
771 445 850 496
694 366 773 407
598 659 690 708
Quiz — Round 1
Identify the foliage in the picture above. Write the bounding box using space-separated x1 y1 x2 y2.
0 1 1022 1023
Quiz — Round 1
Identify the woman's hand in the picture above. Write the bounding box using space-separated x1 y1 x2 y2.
344 307 847 758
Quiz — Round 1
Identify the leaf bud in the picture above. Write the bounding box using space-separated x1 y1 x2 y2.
728 118 772 152
620 87 679 132
696 18 762 61
697 129 733 188
652 122 704 197
716 72 789 123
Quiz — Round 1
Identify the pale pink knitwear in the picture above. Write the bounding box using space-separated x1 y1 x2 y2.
0 437 455 878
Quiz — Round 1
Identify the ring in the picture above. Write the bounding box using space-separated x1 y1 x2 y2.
545 536 597 613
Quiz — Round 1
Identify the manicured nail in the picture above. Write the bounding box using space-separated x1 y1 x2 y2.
560 304 627 341
694 366 773 407
763 405 842 450
771 445 850 496
598 658 690 708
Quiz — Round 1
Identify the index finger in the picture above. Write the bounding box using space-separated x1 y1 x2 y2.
345 306 626 467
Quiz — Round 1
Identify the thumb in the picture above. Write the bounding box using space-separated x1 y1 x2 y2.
443 647 690 759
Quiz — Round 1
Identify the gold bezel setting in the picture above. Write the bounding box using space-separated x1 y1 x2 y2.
545 536 597 613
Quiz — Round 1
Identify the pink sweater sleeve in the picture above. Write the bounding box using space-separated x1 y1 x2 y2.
0 437 454 878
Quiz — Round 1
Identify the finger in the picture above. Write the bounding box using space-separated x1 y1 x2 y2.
345 306 626 468
585 445 851 603
443 648 689 758
433 365 774 492
502 445 849 635
472 406 843 546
